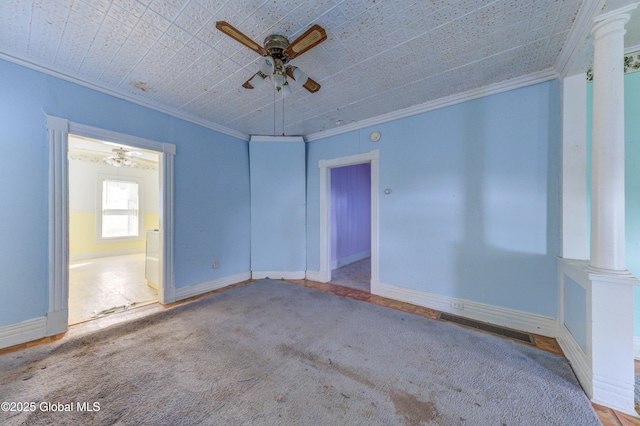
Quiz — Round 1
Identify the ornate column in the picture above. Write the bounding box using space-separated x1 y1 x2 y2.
587 4 638 414
589 8 633 273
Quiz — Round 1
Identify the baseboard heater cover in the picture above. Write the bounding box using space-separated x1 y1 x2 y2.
437 312 536 345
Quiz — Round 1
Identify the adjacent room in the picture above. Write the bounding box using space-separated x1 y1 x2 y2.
329 162 372 292
1 0 640 424
67 135 161 324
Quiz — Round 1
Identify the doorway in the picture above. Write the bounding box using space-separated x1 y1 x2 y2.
318 150 380 294
67 135 160 324
46 116 176 336
329 163 371 292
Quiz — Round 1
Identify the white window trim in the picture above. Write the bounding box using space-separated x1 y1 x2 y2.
96 175 144 243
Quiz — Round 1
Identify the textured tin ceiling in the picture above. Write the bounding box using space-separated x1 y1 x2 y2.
1 0 638 139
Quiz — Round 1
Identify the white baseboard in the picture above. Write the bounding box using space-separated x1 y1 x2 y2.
252 271 306 280
370 279 381 295
174 271 251 301
70 248 144 261
591 376 638 417
634 336 640 360
377 282 557 337
0 317 47 349
557 323 592 397
305 270 321 282
330 250 371 270
46 309 68 336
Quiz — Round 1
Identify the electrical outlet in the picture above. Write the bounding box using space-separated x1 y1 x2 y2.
450 301 464 310
213 260 219 269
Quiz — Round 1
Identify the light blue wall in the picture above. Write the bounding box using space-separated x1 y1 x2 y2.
564 275 587 353
0 61 49 326
626 72 640 276
0 55 564 329
0 59 251 326
308 81 561 317
624 73 640 335
250 141 306 273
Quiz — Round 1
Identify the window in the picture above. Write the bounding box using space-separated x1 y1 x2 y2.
100 179 140 239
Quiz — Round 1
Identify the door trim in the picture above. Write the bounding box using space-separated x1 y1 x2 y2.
46 116 176 335
318 150 380 294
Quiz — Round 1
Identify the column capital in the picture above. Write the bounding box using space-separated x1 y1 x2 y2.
592 3 638 33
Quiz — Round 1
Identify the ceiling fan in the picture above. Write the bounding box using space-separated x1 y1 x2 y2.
216 21 327 94
104 147 140 168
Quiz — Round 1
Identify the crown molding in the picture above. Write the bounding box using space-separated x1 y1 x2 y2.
249 135 305 143
555 0 606 78
305 68 558 142
0 52 250 142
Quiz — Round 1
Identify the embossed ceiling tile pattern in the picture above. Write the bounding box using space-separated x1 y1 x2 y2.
4 0 637 137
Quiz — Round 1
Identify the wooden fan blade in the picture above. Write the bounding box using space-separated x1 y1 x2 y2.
216 21 267 56
242 72 266 89
242 76 255 89
285 67 295 80
302 76 321 93
283 24 327 59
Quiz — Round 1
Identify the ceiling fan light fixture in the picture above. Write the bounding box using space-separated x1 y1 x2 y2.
291 67 308 83
260 56 275 75
104 157 134 168
273 73 286 90
247 72 267 91
255 76 268 92
104 147 136 168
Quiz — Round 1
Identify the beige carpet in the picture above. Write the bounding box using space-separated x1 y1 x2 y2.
0 279 599 425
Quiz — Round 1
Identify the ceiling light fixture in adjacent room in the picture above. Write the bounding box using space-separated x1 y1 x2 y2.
104 147 136 168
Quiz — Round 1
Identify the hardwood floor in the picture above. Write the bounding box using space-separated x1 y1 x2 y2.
68 253 157 325
2 276 639 424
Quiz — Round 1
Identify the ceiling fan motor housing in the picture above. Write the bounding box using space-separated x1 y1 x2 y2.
264 34 290 62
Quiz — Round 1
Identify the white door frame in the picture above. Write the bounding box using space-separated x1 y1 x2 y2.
46 116 176 335
318 150 380 294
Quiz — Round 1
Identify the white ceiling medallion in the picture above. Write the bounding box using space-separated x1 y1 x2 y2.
370 131 381 142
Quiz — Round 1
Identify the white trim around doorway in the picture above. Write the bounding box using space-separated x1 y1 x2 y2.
317 150 380 294
46 116 176 337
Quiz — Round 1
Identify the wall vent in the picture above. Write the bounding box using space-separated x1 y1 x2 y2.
438 312 536 345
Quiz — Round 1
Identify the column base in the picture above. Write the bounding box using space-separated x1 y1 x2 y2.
558 259 638 415
585 265 634 277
